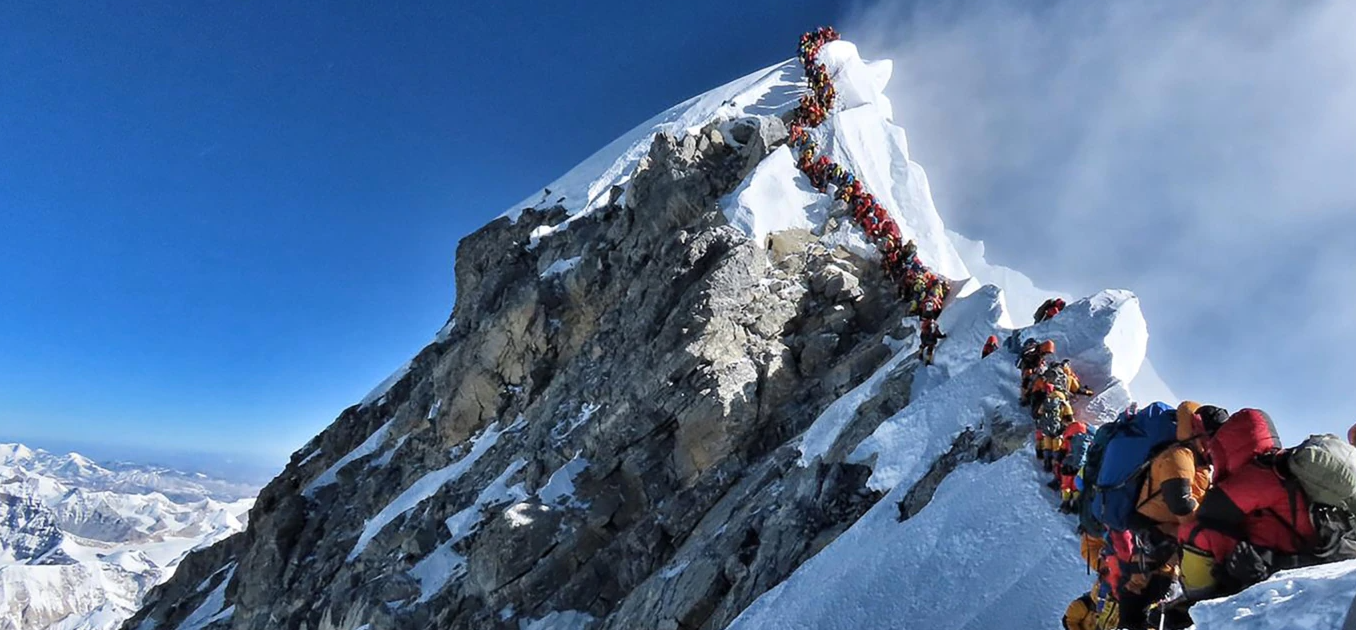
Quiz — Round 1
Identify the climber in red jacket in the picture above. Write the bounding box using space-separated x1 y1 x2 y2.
1034 297 1067 324
982 335 1000 359
1179 409 1317 601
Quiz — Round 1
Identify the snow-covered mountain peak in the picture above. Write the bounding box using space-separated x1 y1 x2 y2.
817 39 894 119
0 443 37 464
502 57 803 226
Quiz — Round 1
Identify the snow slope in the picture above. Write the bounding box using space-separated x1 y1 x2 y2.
1191 560 1356 630
730 284 1157 629
0 443 255 630
503 55 804 232
729 452 1090 630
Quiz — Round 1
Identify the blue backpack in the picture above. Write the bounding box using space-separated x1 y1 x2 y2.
1077 418 1125 536
1065 431 1094 472
1092 402 1179 532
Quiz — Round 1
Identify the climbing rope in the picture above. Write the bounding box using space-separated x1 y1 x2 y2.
789 27 951 320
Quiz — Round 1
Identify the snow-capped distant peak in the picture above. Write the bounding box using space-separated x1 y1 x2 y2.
0 442 37 463
0 441 258 630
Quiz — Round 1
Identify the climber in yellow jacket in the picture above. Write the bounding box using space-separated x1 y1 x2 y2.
1059 359 1096 397
1035 384 1076 475
1063 593 1098 630
1134 401 1227 539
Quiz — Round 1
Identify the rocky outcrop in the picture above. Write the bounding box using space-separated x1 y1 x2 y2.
123 117 951 630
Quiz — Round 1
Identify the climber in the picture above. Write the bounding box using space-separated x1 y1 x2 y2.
1181 410 1356 601
1034 297 1067 324
1062 592 1098 630
1134 402 1227 539
1059 419 1091 513
919 318 946 365
900 239 917 261
982 335 1000 359
1178 409 1299 600
1107 528 1176 630
1059 360 1097 397
1349 422 1356 446
1017 340 1055 406
1035 384 1075 476
919 295 943 321
1093 563 1120 630
1079 526 1105 574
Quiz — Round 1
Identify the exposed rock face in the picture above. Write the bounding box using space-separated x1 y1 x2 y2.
123 118 952 630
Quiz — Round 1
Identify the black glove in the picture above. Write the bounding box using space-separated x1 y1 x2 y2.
1224 541 1274 586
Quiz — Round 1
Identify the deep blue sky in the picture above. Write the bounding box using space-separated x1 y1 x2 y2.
0 1 843 465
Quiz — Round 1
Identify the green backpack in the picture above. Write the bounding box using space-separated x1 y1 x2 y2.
1036 397 1066 437
1288 434 1356 514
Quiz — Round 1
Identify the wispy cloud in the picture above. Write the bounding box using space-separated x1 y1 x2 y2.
843 0 1356 435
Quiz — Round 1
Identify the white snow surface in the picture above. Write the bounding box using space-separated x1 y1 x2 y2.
359 360 411 408
537 456 589 508
1191 560 1356 630
503 54 804 235
851 289 1145 492
721 146 832 243
445 459 529 541
173 566 234 630
303 418 395 496
734 281 1151 629
540 256 582 279
717 40 970 283
409 539 464 604
728 452 1090 630
799 334 914 466
349 419 520 560
518 610 597 630
946 227 1177 406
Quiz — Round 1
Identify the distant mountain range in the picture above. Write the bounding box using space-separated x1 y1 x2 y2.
0 442 257 630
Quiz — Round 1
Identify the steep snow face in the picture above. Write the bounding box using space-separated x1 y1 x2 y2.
732 285 1148 629
0 443 255 630
720 146 833 243
719 40 970 282
728 453 1091 630
502 57 804 226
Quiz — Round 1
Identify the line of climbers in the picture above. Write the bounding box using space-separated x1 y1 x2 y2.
984 305 1356 630
790 27 951 361
787 27 1356 628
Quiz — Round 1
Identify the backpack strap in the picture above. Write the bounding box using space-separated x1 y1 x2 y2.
1096 457 1155 492
1096 439 1195 493
1263 480 1309 552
